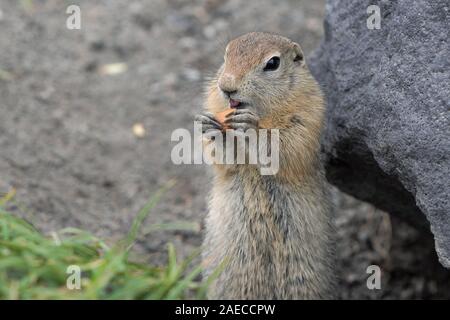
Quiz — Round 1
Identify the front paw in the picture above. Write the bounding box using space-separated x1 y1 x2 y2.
195 111 223 132
225 109 259 132
195 111 223 138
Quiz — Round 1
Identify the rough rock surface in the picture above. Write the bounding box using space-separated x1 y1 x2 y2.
310 0 450 267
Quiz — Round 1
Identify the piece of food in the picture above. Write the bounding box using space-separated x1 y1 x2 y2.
215 109 235 130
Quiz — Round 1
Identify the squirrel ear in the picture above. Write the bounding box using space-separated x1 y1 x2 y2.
292 43 305 66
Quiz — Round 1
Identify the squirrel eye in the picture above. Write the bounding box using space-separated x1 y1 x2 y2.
263 56 280 71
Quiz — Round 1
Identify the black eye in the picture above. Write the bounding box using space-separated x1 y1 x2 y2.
263 56 280 71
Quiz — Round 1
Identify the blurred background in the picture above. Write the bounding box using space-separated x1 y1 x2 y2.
0 0 448 299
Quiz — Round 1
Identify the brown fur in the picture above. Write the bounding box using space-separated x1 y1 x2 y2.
201 32 336 299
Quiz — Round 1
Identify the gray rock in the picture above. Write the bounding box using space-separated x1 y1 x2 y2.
310 0 450 267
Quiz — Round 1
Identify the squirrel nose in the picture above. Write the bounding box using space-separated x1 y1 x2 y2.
221 88 238 98
218 73 238 97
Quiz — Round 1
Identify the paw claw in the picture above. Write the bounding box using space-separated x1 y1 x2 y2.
224 108 259 131
195 111 223 131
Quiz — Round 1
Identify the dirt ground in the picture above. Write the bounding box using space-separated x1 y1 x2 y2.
0 0 448 299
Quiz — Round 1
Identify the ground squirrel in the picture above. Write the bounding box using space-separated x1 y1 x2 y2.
195 32 336 299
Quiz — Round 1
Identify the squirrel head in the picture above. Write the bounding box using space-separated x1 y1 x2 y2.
215 32 307 115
